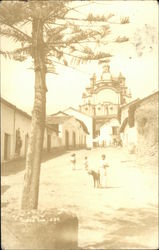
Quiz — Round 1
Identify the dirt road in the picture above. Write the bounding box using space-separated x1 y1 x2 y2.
1 147 158 249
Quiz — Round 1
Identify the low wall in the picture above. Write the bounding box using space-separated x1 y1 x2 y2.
2 209 78 249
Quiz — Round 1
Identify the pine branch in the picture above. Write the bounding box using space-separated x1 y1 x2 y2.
56 15 129 26
46 34 129 48
115 36 129 43
0 46 31 61
0 21 32 42
44 2 69 23
47 58 90 75
0 27 31 44
47 48 64 60
52 20 110 28
45 24 68 44
87 13 114 22
57 50 112 61
0 1 29 25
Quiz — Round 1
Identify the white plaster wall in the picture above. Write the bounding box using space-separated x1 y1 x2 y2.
99 123 112 146
120 124 137 147
1 101 65 161
60 117 87 148
127 126 138 146
99 119 120 146
62 118 79 147
43 129 61 150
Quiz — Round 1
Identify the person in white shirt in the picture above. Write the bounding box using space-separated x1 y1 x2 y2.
99 154 109 187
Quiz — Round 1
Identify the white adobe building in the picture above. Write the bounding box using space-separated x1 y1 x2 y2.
1 98 31 161
1 98 58 161
47 111 88 149
63 107 93 148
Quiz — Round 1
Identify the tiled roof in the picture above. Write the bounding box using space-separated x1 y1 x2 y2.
49 111 70 117
47 110 89 134
47 111 72 124
63 107 92 118
47 115 71 124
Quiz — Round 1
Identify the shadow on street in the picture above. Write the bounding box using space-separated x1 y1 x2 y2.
1 185 10 195
1 149 67 176
85 208 158 249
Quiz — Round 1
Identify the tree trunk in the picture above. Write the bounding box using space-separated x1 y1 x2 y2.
21 17 46 209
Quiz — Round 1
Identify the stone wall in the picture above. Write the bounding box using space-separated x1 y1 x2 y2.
135 92 158 156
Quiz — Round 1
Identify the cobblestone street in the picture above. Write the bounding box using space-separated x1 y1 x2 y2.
1 147 158 249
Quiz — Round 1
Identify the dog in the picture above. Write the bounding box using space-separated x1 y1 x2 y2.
88 170 100 188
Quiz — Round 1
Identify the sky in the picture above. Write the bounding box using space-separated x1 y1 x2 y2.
1 0 158 115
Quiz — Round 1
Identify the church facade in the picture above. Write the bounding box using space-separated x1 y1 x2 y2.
79 65 131 146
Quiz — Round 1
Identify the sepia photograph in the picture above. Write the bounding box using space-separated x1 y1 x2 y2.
1 0 158 249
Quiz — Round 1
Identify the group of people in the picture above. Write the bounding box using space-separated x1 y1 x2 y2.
70 153 109 188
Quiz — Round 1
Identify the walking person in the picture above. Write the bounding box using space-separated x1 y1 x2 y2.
70 153 76 170
99 154 109 188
